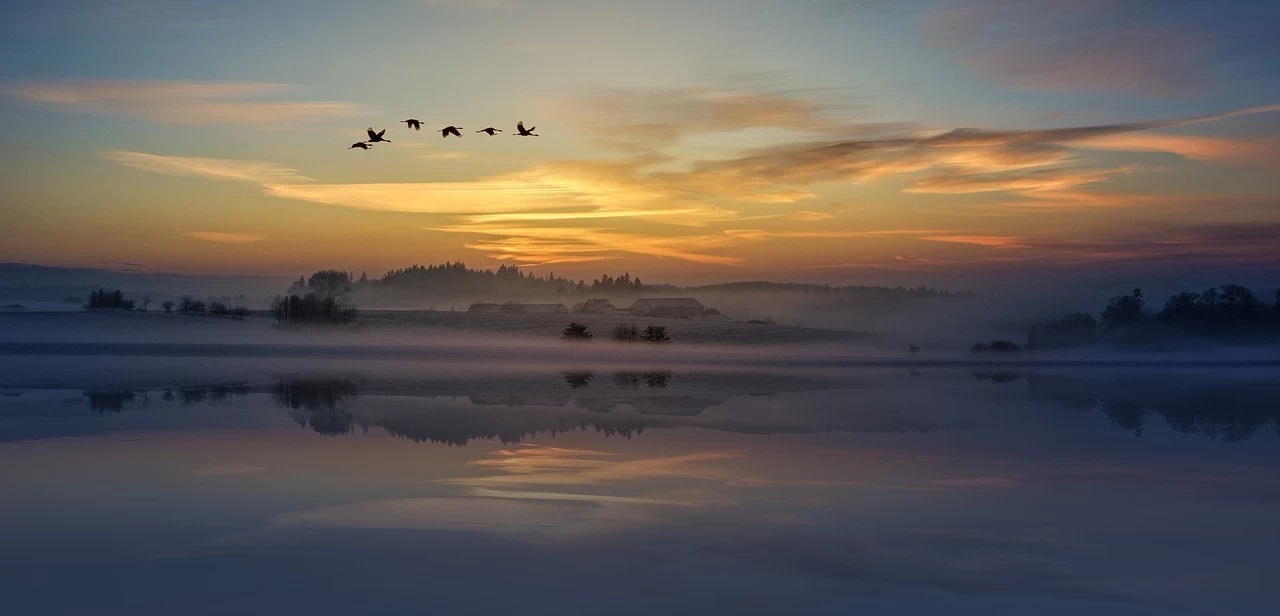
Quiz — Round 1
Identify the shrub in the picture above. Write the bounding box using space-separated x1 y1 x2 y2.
161 300 174 313
562 322 593 340
641 325 670 343
611 323 640 342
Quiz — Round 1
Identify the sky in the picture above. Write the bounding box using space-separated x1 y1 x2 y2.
1 0 1278 287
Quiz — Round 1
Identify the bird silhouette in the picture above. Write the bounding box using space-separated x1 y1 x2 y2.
477 127 502 136
515 121 539 136
401 119 422 131
366 128 391 143
438 126 463 138
349 141 373 150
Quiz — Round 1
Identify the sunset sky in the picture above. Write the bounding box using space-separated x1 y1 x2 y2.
2 0 1278 285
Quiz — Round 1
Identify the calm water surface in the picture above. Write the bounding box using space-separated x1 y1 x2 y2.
2 360 1279 615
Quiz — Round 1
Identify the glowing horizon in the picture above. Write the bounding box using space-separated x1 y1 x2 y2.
2 1 1278 286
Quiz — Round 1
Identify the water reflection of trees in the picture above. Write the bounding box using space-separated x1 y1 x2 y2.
612 371 672 389
85 384 249 413
85 391 137 413
272 377 360 436
1024 374 1280 441
73 374 955 446
562 371 595 389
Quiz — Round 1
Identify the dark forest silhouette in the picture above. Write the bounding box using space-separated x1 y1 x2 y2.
1027 284 1280 349
328 261 967 306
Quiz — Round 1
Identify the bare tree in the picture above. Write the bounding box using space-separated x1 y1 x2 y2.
140 296 151 312
307 270 353 303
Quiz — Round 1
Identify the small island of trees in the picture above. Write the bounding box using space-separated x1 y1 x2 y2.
1023 284 1280 350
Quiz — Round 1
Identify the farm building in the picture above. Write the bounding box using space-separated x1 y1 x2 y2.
627 297 706 318
467 302 503 313
576 298 617 314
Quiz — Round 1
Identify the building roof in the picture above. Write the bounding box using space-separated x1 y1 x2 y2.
629 297 705 309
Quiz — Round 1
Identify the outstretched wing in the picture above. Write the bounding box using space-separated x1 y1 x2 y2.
377 129 386 138
517 121 525 131
367 128 377 140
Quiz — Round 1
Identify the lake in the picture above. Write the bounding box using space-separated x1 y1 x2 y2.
2 359 1279 615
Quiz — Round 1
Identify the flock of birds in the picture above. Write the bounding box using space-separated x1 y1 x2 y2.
349 119 539 150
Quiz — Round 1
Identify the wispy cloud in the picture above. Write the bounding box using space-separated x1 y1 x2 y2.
96 89 1280 269
919 235 1026 248
1069 133 1280 167
6 79 365 124
104 150 315 183
568 84 880 152
184 231 265 244
431 224 747 266
788 210 835 221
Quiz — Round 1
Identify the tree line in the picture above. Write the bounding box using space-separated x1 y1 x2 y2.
326 261 967 303
1028 284 1280 349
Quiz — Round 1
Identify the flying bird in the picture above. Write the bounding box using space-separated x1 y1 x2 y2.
515 121 539 136
438 126 464 138
366 127 391 143
401 119 422 131
349 141 372 150
477 127 502 136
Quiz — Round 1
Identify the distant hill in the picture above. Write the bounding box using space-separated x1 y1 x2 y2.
0 263 290 304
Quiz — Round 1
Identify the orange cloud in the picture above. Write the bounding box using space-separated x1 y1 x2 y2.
918 235 1025 248
1070 133 1279 166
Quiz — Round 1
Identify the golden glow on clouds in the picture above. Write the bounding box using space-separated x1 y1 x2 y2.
1070 133 1280 166
7 80 364 124
80 81 1280 272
